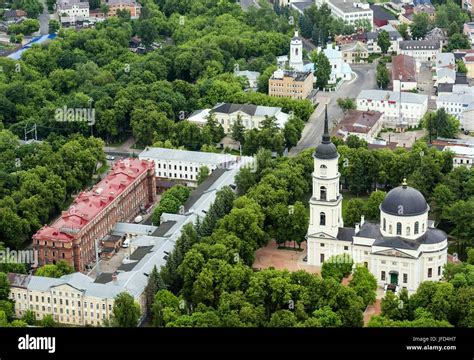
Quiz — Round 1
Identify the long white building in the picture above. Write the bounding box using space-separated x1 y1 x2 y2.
187 103 291 134
315 0 373 26
398 40 441 65
357 90 428 129
139 147 255 187
307 110 448 294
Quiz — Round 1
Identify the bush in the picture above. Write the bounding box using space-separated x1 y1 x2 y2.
321 254 353 282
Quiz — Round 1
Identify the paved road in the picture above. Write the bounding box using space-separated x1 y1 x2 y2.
38 0 50 35
239 0 261 10
289 63 378 155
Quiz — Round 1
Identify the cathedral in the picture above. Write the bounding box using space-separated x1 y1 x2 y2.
307 108 448 294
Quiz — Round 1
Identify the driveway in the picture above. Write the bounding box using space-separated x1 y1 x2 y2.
289 63 378 155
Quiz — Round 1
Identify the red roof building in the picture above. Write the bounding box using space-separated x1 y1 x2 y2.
33 158 156 271
392 54 417 92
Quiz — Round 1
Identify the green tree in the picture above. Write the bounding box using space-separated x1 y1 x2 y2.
41 314 56 327
145 265 166 315
377 30 390 54
197 166 210 185
48 20 60 34
364 191 386 221
152 290 180 327
349 265 377 307
456 59 467 74
337 97 356 113
376 62 390 89
230 115 246 144
0 272 9 301
22 309 36 325
410 13 430 40
343 198 365 227
321 254 353 282
112 292 141 327
35 261 73 278
315 51 331 90
268 309 297 327
397 23 409 40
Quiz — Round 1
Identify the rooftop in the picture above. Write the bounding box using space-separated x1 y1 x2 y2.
357 89 428 104
330 0 372 13
271 69 312 82
139 146 240 166
399 40 440 50
33 159 154 242
333 110 382 136
392 54 416 83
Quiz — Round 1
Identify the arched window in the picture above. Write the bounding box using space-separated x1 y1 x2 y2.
383 218 386 231
320 212 326 226
422 223 425 232
389 224 392 234
406 226 410 236
320 164 327 175
414 222 419 235
320 186 327 200
295 48 298 56
396 222 402 235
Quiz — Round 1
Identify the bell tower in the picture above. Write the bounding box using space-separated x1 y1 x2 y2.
289 30 304 72
308 106 343 239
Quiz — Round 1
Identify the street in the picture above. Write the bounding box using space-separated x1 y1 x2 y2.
289 63 378 155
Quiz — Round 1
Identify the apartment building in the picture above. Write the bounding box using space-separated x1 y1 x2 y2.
139 147 255 187
341 41 369 64
105 0 141 18
366 25 403 54
357 89 428 129
333 110 383 143
268 69 314 100
399 40 441 64
56 0 89 25
462 0 473 14
187 102 290 134
315 0 374 26
33 159 157 272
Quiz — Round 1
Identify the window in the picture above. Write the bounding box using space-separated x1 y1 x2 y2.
414 221 419 235
383 218 386 231
320 254 325 263
428 268 432 278
344 246 349 251
396 222 402 235
403 274 407 283
381 271 386 281
389 224 392 234
320 186 327 201
438 266 441 276
320 212 326 226
320 243 325 247
364 262 368 268
320 164 327 175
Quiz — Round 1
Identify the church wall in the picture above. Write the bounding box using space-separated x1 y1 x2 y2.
380 211 428 240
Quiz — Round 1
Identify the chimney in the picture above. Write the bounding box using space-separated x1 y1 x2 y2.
355 223 360 233
361 215 365 226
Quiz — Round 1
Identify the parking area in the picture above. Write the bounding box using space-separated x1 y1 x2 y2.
253 240 320 274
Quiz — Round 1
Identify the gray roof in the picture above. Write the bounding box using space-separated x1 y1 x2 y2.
212 103 283 117
337 227 355 242
331 0 373 13
380 185 428 216
357 89 428 104
399 40 440 50
139 147 239 166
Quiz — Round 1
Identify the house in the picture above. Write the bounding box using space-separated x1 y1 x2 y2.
370 4 396 28
105 0 141 19
269 69 315 100
308 112 447 294
319 43 352 83
435 67 456 86
3 9 27 23
444 145 474 168
366 24 402 54
462 0 473 14
464 22 474 46
436 87 474 122
435 53 456 70
392 54 417 92
357 89 428 130
315 0 373 26
139 147 255 187
234 70 260 91
426 27 449 49
187 102 291 134
398 40 440 65
413 4 435 21
335 31 367 46
57 0 90 26
340 41 369 64
332 110 383 143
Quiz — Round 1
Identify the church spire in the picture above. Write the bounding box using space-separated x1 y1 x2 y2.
322 105 330 144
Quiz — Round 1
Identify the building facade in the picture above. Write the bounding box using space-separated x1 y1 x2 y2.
316 0 374 26
392 54 417 92
307 112 448 294
57 0 90 25
398 40 441 64
333 110 383 143
341 41 369 64
33 159 157 272
357 89 428 129
269 69 314 100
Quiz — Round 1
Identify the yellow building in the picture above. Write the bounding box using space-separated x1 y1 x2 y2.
268 69 314 100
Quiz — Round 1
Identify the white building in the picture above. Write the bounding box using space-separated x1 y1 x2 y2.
139 147 255 187
398 40 441 65
289 30 304 72
357 89 428 128
307 111 448 294
187 103 291 134
444 145 474 168
234 70 260 91
436 89 474 121
435 67 456 86
319 43 352 84
315 0 374 26
57 0 89 25
366 24 403 54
